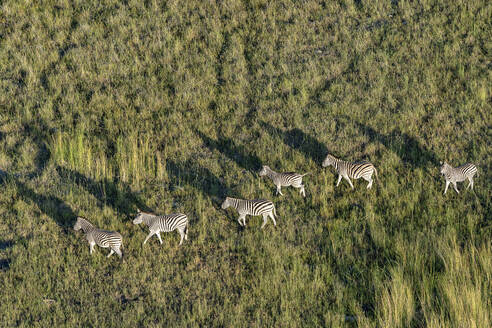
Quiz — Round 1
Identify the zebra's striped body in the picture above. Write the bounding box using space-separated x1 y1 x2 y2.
73 217 123 259
440 162 478 194
322 154 378 190
259 165 308 197
133 209 188 246
221 197 277 228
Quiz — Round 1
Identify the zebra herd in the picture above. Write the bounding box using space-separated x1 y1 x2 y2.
73 153 479 260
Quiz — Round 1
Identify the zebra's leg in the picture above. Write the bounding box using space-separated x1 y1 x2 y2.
467 177 473 190
293 181 306 197
470 178 474 190
143 232 155 245
452 182 459 194
89 242 95 255
107 249 114 258
300 185 306 197
444 181 449 194
238 214 246 227
115 248 123 259
344 175 355 189
156 232 163 244
269 212 277 226
276 185 284 196
364 175 373 189
261 214 268 229
336 175 342 187
178 229 184 245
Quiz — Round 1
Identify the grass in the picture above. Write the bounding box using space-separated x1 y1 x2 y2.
0 0 490 326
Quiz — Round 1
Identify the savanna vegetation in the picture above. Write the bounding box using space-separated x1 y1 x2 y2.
0 0 490 326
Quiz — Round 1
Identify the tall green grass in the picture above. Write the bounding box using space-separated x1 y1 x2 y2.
0 0 490 326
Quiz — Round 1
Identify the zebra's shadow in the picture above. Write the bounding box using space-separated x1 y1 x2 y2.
165 159 230 207
0 240 14 250
0 116 79 230
55 166 149 219
196 131 262 173
258 121 328 165
0 259 10 271
334 116 440 170
0 170 76 229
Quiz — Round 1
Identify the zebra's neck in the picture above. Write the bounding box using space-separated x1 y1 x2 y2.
264 167 278 179
141 213 158 226
228 198 241 209
79 218 95 233
442 166 454 176
332 157 343 170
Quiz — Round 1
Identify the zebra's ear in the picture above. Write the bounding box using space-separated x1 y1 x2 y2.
439 161 443 165
137 208 141 213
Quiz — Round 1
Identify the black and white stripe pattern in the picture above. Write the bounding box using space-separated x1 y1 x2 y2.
259 165 309 197
221 197 277 228
133 209 188 246
322 154 378 189
440 161 478 194
73 217 123 259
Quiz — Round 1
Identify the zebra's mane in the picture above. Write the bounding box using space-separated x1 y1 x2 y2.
76 217 94 233
139 211 160 225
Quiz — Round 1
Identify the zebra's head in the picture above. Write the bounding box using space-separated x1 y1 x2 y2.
133 209 144 225
322 154 336 167
440 161 450 175
221 197 231 209
73 217 84 231
259 165 270 176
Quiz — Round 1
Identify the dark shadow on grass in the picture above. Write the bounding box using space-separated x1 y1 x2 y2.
0 240 14 250
334 116 439 169
0 169 6 182
55 166 148 217
0 169 75 229
165 159 230 206
2 110 148 225
15 180 76 228
316 212 396 320
23 120 52 178
259 121 328 164
196 131 262 172
0 259 10 271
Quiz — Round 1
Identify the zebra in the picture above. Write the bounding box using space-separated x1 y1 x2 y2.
133 209 189 246
259 165 309 197
440 161 478 194
322 153 378 189
73 217 123 259
221 197 277 229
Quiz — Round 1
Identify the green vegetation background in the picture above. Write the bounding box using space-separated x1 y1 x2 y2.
0 0 490 327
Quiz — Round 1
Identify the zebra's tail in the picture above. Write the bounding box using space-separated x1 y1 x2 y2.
119 234 124 249
184 224 189 240
301 172 311 177
273 204 278 218
119 241 125 260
